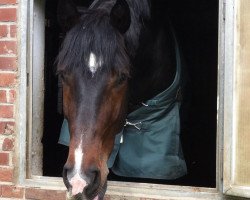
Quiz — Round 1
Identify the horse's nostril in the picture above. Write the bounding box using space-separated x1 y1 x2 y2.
86 166 99 182
62 166 71 189
85 167 101 196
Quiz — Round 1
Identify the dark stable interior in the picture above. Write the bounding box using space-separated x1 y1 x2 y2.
43 0 218 187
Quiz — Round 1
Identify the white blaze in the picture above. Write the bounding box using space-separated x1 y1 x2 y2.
88 52 102 76
74 141 83 173
70 140 87 196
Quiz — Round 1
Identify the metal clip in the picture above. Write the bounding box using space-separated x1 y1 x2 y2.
124 119 142 130
120 134 124 143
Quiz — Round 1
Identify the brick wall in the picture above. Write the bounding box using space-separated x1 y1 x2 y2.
0 0 23 199
0 0 18 197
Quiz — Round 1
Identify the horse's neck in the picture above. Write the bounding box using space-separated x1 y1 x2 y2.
128 19 177 111
124 0 151 56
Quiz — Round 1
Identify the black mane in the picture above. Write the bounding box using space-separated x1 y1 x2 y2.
90 0 151 55
57 0 151 76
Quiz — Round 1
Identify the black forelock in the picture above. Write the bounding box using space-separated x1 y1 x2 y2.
57 9 130 77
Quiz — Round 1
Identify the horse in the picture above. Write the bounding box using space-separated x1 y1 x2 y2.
57 0 177 199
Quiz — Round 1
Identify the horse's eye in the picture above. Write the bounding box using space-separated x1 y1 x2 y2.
117 73 128 85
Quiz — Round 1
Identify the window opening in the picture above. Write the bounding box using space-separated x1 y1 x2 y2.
42 0 218 188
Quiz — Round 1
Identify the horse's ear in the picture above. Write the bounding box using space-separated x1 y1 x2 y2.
110 0 131 34
57 0 80 32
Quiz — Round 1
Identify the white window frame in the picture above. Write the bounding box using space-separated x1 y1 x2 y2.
16 0 248 199
222 0 250 198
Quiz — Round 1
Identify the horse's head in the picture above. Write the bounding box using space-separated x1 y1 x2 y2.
57 0 131 199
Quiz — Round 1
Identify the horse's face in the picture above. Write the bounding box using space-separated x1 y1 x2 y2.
61 62 128 199
57 0 131 199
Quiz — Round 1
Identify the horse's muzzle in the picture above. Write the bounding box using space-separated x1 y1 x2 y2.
63 165 103 200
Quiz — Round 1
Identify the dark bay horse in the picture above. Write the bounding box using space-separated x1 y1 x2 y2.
57 0 177 199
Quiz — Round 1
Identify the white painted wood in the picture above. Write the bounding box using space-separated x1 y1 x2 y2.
31 0 45 176
16 0 29 185
217 0 226 194
27 0 34 179
16 0 45 180
223 0 250 198
222 0 237 194
22 177 250 200
23 177 222 200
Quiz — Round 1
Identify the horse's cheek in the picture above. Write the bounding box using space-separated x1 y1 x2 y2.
63 84 76 118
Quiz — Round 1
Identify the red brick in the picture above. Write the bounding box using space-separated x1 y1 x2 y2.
0 57 17 70
10 25 16 38
8 89 15 103
2 138 14 151
0 73 16 87
25 188 67 200
0 122 14 135
0 41 17 54
0 185 2 196
0 90 7 102
0 25 7 37
0 105 13 118
0 0 16 4
1 185 24 198
0 8 16 22
0 167 13 182
0 152 9 165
